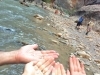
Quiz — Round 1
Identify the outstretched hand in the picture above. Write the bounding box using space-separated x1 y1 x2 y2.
15 44 59 63
23 57 55 75
51 56 86 75
68 56 86 75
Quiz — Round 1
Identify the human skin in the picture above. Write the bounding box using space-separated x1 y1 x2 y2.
22 57 55 75
69 56 86 75
51 56 86 75
0 44 59 65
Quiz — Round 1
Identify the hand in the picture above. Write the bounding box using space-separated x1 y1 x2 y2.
69 56 86 75
22 57 55 75
51 62 66 75
15 44 59 63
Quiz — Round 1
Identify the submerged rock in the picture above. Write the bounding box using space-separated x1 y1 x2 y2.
51 39 59 44
34 14 44 20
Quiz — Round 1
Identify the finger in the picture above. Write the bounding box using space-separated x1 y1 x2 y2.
66 69 70 75
72 56 77 71
76 58 81 72
43 61 55 74
44 66 53 75
51 67 56 75
60 64 66 75
41 50 59 54
32 44 38 50
54 63 58 75
69 56 74 74
39 57 54 71
36 59 46 67
43 55 58 59
43 53 59 56
57 62 62 75
80 62 86 74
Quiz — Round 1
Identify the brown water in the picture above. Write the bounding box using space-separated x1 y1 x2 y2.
0 0 94 75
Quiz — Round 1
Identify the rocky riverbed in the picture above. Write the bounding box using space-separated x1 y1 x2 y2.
45 7 100 75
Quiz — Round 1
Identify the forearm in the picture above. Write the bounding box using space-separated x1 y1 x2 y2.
0 51 18 65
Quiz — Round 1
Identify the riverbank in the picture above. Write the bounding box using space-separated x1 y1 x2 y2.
45 6 100 74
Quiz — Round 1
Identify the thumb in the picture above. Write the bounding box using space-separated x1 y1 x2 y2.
32 44 38 50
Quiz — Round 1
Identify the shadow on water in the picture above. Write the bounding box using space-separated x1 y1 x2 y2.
0 0 93 75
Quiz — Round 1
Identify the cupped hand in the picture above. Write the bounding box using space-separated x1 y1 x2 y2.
15 44 59 63
22 57 55 75
51 62 66 75
69 56 86 75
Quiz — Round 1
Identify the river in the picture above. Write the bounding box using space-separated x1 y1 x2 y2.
0 0 76 75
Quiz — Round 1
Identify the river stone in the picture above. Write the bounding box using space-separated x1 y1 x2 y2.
34 14 44 20
55 33 62 37
77 45 85 50
96 44 100 47
94 59 100 63
51 39 59 44
76 51 91 60
89 38 93 41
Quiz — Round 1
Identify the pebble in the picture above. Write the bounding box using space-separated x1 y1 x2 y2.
76 51 91 60
51 39 59 44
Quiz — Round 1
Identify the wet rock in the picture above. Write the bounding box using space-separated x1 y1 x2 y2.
94 59 100 63
77 45 85 50
34 14 44 20
97 64 100 69
76 51 91 60
89 38 93 41
85 36 92 38
42 28 48 31
0 26 15 33
47 23 50 26
59 40 66 44
96 44 100 47
19 0 29 7
55 33 62 37
51 39 59 44
16 41 29 46
38 45 46 50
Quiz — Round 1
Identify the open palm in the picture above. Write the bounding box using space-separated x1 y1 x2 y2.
69 56 86 75
15 44 59 63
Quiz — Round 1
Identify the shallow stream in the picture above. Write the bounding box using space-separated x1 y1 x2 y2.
0 0 93 75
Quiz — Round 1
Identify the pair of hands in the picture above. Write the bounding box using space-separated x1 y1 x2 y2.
15 44 59 63
15 44 86 75
23 56 86 75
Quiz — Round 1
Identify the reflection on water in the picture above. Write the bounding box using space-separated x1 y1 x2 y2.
0 0 93 75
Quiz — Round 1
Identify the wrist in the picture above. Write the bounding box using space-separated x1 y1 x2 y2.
0 50 19 65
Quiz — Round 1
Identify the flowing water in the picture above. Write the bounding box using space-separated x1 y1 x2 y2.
0 0 93 75
0 0 74 75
